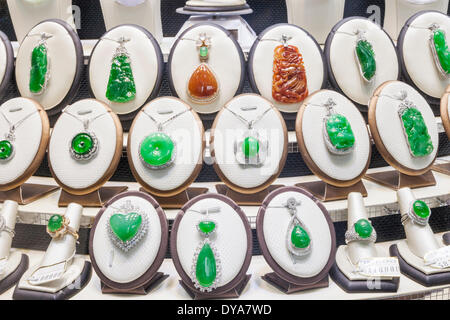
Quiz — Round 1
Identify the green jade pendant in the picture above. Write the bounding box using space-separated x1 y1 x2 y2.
400 104 434 157
139 132 175 169
29 43 49 95
430 26 450 76
242 136 260 158
325 113 355 153
291 225 311 249
70 132 98 161
355 37 376 82
0 140 13 161
109 212 142 242
195 242 217 288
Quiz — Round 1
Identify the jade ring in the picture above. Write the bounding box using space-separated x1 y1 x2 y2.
345 218 377 244
47 214 79 240
401 200 431 227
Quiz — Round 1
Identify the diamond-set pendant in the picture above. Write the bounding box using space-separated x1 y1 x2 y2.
429 23 450 77
234 129 268 166
69 131 99 161
354 31 376 83
29 39 50 96
139 132 177 170
0 139 14 162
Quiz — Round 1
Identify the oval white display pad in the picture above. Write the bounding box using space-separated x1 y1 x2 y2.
0 31 13 97
299 90 371 183
92 194 163 284
248 23 326 113
128 97 203 194
49 99 121 192
373 81 439 171
211 94 287 191
399 11 450 100
15 20 83 114
261 189 333 278
0 98 44 186
168 23 245 114
175 196 249 289
326 17 400 107
89 24 163 117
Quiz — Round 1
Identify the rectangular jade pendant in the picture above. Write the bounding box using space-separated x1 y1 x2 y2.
430 28 450 77
323 113 355 155
29 43 49 95
355 39 376 82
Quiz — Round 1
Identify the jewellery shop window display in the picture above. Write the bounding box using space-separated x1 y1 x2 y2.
210 94 288 204
167 23 245 114
14 203 91 300
256 186 336 294
247 23 327 114
324 17 401 110
48 99 126 207
295 90 372 201
171 193 252 299
397 10 450 105
366 80 439 189
127 97 206 208
88 24 164 121
0 97 58 204
89 191 169 295
15 19 84 117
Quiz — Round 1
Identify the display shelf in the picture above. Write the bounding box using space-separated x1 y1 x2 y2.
1 233 449 300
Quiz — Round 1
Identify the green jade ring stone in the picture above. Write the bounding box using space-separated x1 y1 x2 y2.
412 200 430 219
242 136 260 158
48 214 63 232
0 140 13 160
354 219 373 238
140 132 175 169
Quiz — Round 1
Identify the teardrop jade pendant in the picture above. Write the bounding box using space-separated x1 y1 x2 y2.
355 39 376 82
399 105 434 157
291 225 311 249
195 242 217 288
106 53 136 103
29 43 49 95
430 28 450 76
187 63 219 104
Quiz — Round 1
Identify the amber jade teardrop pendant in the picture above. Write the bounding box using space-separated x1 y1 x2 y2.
187 33 219 104
272 44 308 104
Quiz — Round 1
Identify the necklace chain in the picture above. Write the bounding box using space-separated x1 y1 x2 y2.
225 106 272 129
0 108 39 140
62 109 111 131
307 98 337 115
260 34 293 46
142 109 189 132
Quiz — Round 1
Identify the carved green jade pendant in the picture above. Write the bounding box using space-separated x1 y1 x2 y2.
429 24 450 77
355 32 376 82
29 42 50 95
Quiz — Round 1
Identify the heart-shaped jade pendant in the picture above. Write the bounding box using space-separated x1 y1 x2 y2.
109 212 142 243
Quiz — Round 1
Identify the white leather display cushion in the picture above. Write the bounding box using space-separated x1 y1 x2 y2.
170 24 243 114
15 20 78 111
250 24 325 113
49 100 118 190
301 90 371 182
397 240 450 275
176 197 248 288
129 98 202 192
401 11 450 98
92 195 162 284
0 98 43 185
0 39 7 86
375 82 439 171
263 191 332 278
329 18 399 106
212 95 286 189
89 25 161 115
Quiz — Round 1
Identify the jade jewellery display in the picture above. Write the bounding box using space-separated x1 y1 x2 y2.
28 32 52 95
0 108 38 162
401 199 431 226
379 90 434 157
184 33 219 104
138 108 189 169
345 218 377 244
190 206 221 293
268 197 312 263
62 108 111 161
307 98 355 155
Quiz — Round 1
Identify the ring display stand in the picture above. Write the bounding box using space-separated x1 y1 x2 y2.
89 191 169 295
0 31 14 99
48 99 127 207
389 188 450 287
171 193 252 300
13 203 92 300
330 193 400 293
88 24 164 122
324 17 401 111
15 19 84 117
0 98 59 205
257 186 336 294
128 97 207 209
295 90 371 202
397 10 450 107
247 23 327 114
367 81 439 190
168 22 246 114
0 201 29 295
210 94 288 206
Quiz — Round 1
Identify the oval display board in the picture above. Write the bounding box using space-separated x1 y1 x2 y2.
257 186 336 287
441 85 450 139
210 94 288 194
324 17 400 109
369 80 439 175
171 193 252 298
0 31 14 99
248 23 327 113
88 24 164 121
397 10 450 105
89 191 168 292
128 97 205 197
295 89 371 187
15 19 83 116
48 99 123 195
168 22 245 114
0 98 49 191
